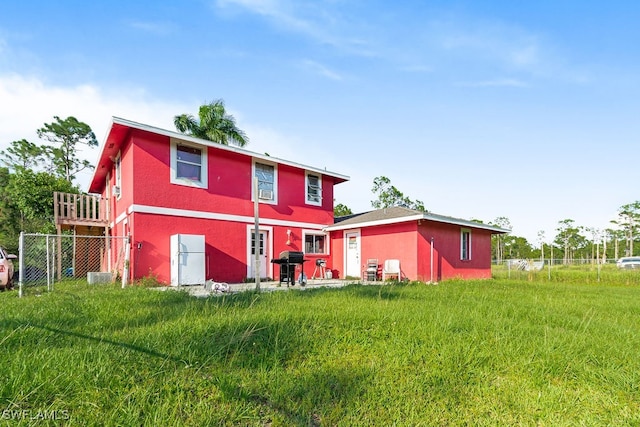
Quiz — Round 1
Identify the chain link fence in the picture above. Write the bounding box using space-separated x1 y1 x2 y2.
18 233 130 297
492 258 640 285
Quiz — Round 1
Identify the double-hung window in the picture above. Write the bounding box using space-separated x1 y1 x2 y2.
461 229 471 261
306 172 322 206
177 145 202 180
254 162 276 203
170 139 208 189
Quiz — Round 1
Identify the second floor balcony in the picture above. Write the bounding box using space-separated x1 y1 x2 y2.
54 191 108 230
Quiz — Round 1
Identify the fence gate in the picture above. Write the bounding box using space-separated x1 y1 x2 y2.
18 232 130 297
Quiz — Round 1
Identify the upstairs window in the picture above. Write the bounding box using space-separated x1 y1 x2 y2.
254 162 277 203
177 145 202 180
461 229 471 261
306 172 322 206
171 139 208 189
114 152 122 199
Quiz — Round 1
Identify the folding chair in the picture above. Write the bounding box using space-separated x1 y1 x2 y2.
363 259 378 281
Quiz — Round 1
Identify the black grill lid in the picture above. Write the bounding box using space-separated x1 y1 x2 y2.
279 251 304 262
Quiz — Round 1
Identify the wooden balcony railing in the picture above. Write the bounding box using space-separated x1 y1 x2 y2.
54 192 108 227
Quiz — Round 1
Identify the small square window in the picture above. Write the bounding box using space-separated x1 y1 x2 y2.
305 233 327 254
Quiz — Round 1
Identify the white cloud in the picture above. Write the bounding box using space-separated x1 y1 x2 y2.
432 19 546 72
299 59 343 80
216 0 325 39
0 72 314 193
214 0 376 56
0 73 191 189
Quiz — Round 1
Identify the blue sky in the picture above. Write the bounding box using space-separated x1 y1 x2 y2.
1 0 638 244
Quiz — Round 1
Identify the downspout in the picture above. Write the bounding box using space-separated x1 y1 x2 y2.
430 237 434 284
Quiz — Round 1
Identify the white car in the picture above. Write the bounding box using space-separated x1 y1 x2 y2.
616 257 640 270
0 247 17 290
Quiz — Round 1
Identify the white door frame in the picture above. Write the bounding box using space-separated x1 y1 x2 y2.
246 225 273 279
343 229 361 279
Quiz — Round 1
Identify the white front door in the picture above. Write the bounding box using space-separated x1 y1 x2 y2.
249 231 268 279
345 230 361 278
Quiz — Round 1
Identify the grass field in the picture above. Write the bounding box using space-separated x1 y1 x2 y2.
492 262 640 285
1 276 640 426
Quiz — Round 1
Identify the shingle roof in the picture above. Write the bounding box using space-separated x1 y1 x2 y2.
334 206 422 226
327 206 509 234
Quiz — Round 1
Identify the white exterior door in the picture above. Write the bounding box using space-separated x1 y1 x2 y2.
249 230 268 279
345 230 361 278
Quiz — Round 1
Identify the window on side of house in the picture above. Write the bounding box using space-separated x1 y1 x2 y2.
114 152 122 199
304 232 328 255
170 139 208 189
461 228 471 261
254 162 277 203
306 172 322 206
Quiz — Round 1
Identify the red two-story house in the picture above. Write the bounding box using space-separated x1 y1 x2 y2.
85 117 349 284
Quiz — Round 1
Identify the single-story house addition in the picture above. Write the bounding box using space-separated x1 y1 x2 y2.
325 207 508 282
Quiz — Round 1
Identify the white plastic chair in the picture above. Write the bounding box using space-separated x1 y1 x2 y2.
382 259 401 281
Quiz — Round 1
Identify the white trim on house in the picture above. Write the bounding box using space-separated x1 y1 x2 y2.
113 211 128 228
252 159 278 205
461 228 472 260
343 229 361 278
126 204 327 230
245 224 274 279
325 214 425 232
302 229 329 255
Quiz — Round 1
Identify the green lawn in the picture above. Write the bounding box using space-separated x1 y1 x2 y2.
1 278 639 426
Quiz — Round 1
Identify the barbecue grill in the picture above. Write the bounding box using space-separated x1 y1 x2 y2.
271 251 307 285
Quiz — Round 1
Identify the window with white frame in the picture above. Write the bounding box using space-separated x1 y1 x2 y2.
304 232 327 254
170 139 208 189
114 152 122 199
254 162 276 202
461 228 471 260
306 172 322 205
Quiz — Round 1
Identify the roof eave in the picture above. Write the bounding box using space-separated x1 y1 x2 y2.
123 117 349 180
325 212 511 234
88 116 350 193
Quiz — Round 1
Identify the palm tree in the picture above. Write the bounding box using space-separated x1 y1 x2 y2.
174 100 249 147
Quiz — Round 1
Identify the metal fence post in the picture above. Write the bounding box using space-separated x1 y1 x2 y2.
18 232 24 298
46 235 51 292
122 236 130 289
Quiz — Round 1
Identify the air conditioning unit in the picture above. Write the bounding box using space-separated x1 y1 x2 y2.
112 185 121 197
258 189 273 200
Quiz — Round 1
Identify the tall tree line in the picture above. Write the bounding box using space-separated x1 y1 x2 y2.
490 201 640 263
0 116 95 253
